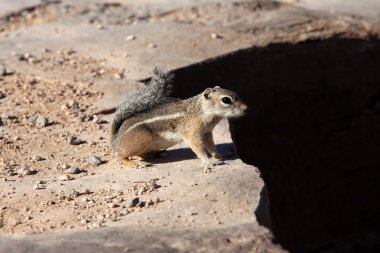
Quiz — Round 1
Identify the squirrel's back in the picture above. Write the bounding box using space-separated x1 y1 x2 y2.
111 67 174 141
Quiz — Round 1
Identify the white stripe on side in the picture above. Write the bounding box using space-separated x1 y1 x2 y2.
126 113 183 133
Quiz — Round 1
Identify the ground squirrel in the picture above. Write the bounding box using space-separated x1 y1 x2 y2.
111 67 247 172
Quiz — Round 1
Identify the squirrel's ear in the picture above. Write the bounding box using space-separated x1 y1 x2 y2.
204 88 212 99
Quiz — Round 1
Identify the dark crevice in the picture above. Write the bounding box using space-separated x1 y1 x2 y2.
164 37 380 252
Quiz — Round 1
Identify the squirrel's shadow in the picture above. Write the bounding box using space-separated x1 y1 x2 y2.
145 143 238 164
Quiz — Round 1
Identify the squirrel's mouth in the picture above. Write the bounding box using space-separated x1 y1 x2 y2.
230 109 246 118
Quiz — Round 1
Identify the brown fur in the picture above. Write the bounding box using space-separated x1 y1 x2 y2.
112 87 247 170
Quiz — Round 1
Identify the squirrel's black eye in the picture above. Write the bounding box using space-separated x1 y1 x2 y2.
221 97 232 104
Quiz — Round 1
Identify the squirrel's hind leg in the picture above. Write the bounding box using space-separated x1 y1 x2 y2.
117 125 155 169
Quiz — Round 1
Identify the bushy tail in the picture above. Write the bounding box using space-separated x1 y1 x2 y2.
111 67 174 137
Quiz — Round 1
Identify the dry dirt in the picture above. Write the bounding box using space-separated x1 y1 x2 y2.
0 47 262 236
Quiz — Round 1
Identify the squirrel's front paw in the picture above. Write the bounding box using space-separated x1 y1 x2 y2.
204 166 212 173
212 159 225 166
203 159 226 173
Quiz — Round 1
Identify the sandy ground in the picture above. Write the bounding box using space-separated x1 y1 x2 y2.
0 0 266 236
0 45 262 235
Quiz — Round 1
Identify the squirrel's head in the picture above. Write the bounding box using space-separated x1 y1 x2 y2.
201 86 247 118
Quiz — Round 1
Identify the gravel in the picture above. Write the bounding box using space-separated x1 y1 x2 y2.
148 181 158 191
78 114 94 122
138 186 146 195
69 190 80 198
0 113 8 119
34 156 45 161
27 115 38 124
0 66 14 76
33 184 46 190
67 166 81 174
80 219 88 225
35 116 49 127
66 135 85 145
108 203 119 208
88 155 102 166
130 197 140 207
18 165 33 177
59 175 73 181
0 66 5 76
125 35 136 41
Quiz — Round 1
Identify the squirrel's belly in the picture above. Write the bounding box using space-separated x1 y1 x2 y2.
147 131 181 151
158 131 182 143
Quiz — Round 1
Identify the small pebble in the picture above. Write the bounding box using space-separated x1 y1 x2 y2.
60 164 69 170
46 200 55 205
5 69 14 75
78 114 93 122
18 165 32 177
113 72 123 79
80 219 88 225
36 116 49 127
0 66 13 76
125 35 136 41
59 175 72 181
33 184 46 190
96 214 104 222
148 181 158 191
0 66 5 76
27 115 38 124
88 155 102 166
69 190 80 198
108 203 119 208
68 100 76 107
92 115 103 124
66 135 84 145
67 166 81 174
92 221 101 228
138 186 146 195
147 43 157 48
110 213 117 221
0 113 10 119
210 33 223 39
130 197 140 207
34 156 44 161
